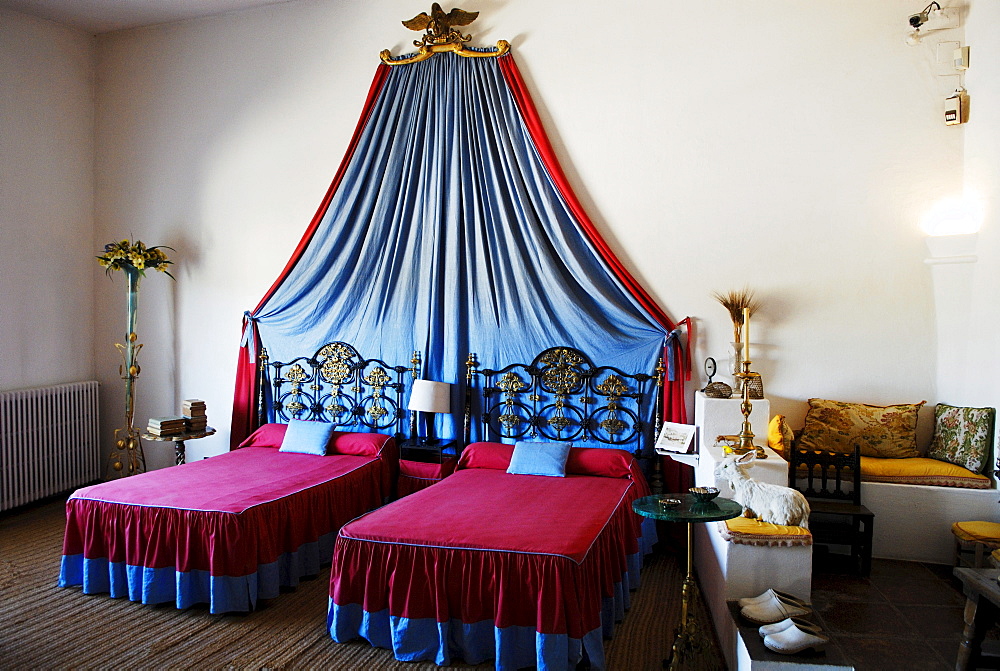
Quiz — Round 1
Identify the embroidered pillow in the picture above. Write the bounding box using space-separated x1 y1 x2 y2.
927 404 996 474
797 398 925 458
278 419 335 456
767 415 795 458
507 441 572 477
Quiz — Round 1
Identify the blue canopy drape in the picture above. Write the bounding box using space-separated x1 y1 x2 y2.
234 50 677 446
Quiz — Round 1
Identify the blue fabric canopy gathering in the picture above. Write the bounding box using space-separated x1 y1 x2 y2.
232 48 686 448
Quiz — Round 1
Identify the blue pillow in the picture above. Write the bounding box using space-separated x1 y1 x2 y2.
507 441 572 477
279 419 335 456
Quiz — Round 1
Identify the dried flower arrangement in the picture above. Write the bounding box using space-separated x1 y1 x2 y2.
712 287 761 345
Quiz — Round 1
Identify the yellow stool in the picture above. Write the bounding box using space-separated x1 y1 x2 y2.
951 521 1000 568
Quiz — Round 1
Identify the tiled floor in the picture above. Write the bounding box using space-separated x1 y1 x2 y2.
809 550 969 670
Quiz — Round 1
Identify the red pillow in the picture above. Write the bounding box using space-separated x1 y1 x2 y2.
458 442 514 470
565 447 634 478
329 431 390 456
238 423 288 449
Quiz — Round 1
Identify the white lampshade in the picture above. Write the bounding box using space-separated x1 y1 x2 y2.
408 380 452 414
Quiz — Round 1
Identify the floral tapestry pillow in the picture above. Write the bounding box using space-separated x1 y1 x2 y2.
927 404 996 474
797 398 925 458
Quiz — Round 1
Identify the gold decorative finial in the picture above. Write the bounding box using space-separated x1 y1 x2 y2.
381 4 510 65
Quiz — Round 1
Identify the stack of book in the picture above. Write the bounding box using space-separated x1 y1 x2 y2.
182 399 208 433
147 416 187 437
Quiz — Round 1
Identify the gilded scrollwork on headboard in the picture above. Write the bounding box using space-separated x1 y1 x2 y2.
465 346 664 455
257 341 413 437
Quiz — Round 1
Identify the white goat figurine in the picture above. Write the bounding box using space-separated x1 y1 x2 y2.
714 452 811 528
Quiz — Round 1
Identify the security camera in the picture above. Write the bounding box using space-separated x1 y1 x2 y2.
909 13 926 28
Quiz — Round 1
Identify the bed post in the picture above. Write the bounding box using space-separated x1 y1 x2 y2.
409 351 421 440
256 347 270 428
651 356 665 494
464 353 478 448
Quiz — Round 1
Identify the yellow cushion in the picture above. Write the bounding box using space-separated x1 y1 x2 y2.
860 456 992 489
719 517 812 547
798 398 925 458
767 414 795 458
952 521 1000 544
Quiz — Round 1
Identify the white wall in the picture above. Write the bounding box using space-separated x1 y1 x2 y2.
0 10 95 391
90 0 972 465
951 2 1000 417
85 0 971 465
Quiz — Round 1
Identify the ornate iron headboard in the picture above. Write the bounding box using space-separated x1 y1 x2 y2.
257 342 415 438
464 346 664 456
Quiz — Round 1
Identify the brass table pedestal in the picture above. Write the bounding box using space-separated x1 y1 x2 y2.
633 494 742 669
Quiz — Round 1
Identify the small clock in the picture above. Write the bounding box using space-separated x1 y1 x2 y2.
704 357 717 384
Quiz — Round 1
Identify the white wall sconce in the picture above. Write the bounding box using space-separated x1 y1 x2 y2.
922 195 983 265
921 195 983 237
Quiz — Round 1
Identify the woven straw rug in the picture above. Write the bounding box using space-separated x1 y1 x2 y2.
0 498 723 670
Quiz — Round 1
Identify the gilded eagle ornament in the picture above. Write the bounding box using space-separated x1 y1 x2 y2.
403 3 479 49
381 4 509 65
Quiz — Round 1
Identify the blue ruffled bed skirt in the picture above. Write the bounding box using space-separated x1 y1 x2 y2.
58 530 337 614
328 518 656 670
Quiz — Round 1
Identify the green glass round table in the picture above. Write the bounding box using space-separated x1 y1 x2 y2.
633 494 743 670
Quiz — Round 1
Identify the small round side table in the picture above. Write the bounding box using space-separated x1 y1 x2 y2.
140 427 216 465
633 493 742 670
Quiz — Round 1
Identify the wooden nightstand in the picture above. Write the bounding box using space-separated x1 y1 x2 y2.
399 438 457 463
398 439 459 497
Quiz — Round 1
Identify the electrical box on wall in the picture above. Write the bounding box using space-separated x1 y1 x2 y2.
945 89 968 125
954 45 970 70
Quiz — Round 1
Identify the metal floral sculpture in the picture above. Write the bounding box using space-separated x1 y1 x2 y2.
97 239 174 477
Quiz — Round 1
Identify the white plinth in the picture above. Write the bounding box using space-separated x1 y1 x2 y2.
694 390 770 453
684 393 813 671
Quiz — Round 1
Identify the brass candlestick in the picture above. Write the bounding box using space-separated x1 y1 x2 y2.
735 359 767 459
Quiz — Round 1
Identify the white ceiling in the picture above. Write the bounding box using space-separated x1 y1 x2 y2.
0 0 296 34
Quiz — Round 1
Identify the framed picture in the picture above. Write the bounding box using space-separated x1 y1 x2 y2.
655 421 697 454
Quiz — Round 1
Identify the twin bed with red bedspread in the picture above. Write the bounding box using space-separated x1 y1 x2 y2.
58 427 396 613
58 341 408 614
328 441 655 670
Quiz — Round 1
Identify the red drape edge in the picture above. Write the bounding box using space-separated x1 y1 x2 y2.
229 64 392 449
496 55 690 426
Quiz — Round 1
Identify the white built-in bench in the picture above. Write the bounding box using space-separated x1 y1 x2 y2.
864 480 997 563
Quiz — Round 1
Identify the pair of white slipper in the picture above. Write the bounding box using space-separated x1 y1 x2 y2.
738 589 829 655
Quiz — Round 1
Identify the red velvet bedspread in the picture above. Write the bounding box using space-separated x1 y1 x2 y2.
330 445 648 638
63 444 393 578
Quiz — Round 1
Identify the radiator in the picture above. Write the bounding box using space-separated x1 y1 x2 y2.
1 381 100 511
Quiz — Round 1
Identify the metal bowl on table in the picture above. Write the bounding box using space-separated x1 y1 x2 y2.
689 486 720 503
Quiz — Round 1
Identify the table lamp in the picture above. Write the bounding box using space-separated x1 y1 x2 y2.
408 379 451 443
